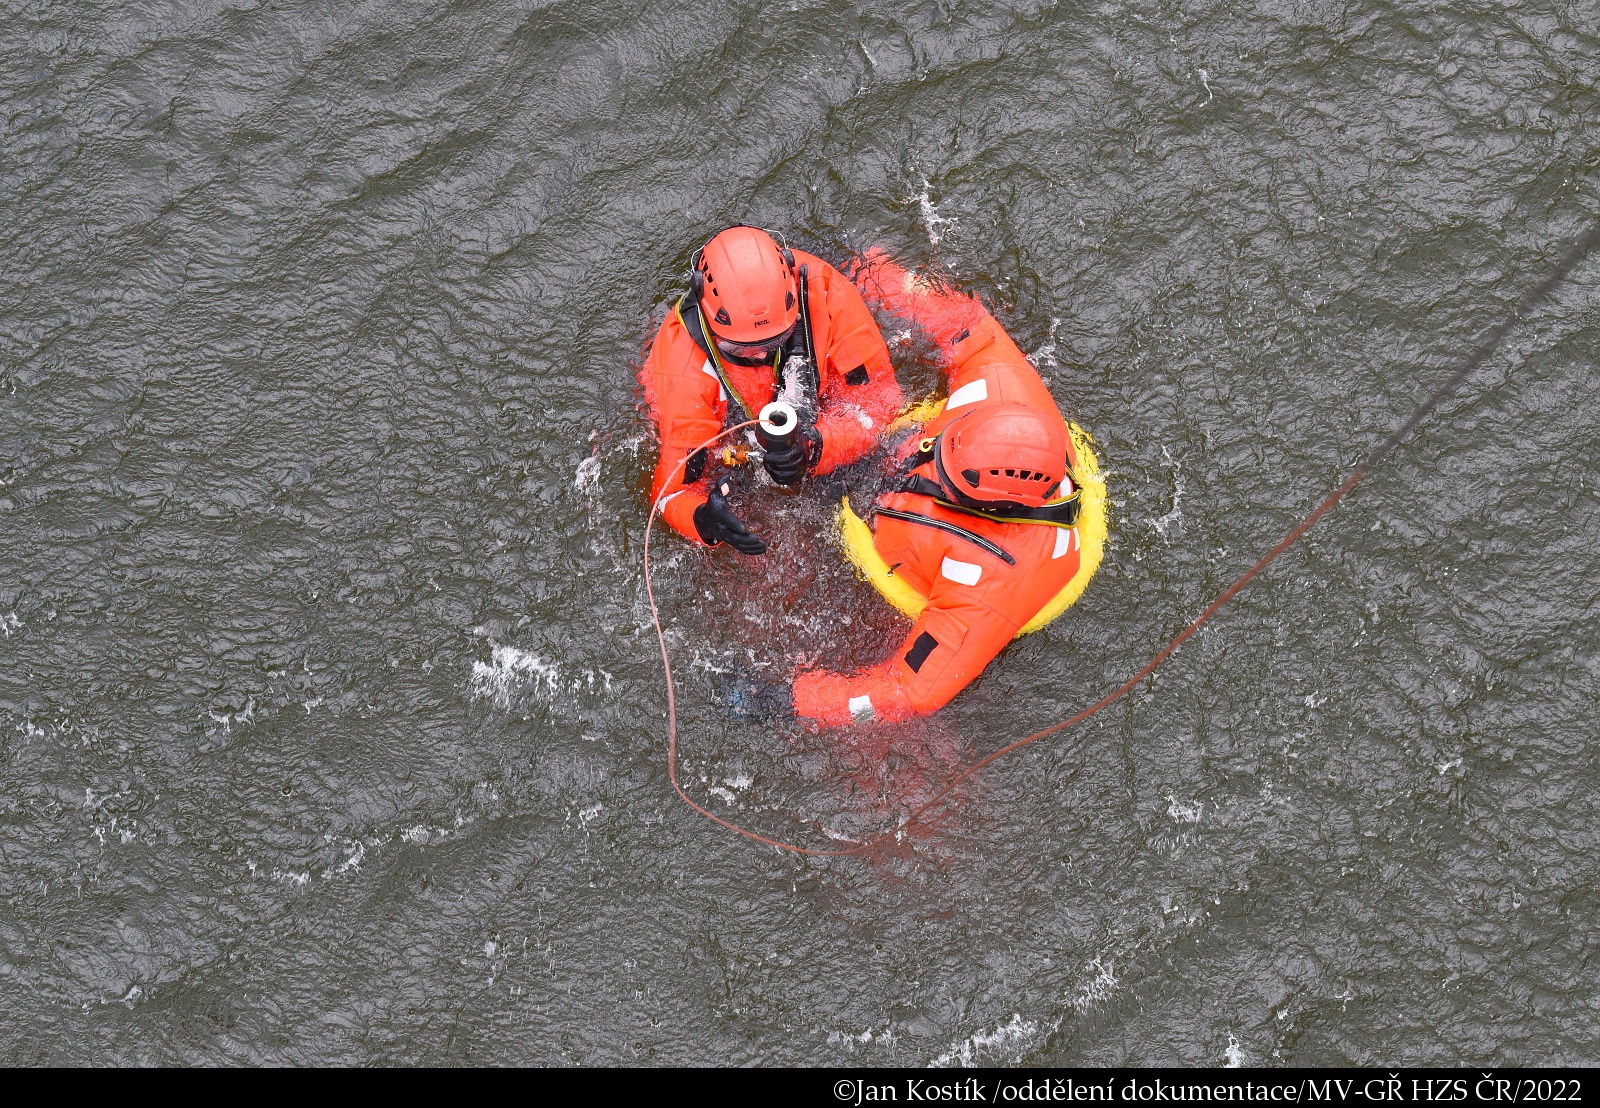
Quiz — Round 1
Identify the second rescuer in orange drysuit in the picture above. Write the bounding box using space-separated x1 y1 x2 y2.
639 226 903 552
774 262 1090 726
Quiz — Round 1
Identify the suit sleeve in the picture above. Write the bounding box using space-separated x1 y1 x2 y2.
790 575 1022 725
640 320 724 545
808 266 902 474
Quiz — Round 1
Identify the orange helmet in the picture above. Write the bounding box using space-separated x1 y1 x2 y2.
935 402 1070 509
692 226 798 344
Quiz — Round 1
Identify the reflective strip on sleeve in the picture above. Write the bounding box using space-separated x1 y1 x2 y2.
698 359 727 401
940 556 983 586
946 378 988 409
1052 527 1072 559
848 695 876 723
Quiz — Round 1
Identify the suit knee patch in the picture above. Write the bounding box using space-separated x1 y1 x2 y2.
904 631 939 673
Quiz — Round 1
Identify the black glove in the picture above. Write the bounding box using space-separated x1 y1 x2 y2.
693 482 766 555
710 665 794 723
762 428 821 486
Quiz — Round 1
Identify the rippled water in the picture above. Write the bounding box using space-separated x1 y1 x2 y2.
3 0 1598 1066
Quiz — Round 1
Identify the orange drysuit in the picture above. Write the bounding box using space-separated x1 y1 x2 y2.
792 263 1085 726
640 251 902 544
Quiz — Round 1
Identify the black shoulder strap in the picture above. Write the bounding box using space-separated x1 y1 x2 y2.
679 297 714 361
899 475 948 501
676 298 751 425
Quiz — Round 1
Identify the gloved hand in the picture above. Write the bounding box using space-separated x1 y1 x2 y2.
710 665 794 723
692 482 766 555
762 428 821 486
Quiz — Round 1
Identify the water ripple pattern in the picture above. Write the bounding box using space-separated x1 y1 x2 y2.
1 0 1597 1065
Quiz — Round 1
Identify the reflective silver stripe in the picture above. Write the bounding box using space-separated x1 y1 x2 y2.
946 378 988 409
940 557 982 586
698 358 726 401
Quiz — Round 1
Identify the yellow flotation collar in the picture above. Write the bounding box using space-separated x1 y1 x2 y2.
838 405 1106 638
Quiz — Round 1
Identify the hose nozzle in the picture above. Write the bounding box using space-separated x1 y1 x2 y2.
757 401 799 454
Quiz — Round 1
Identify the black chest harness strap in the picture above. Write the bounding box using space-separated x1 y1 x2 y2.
677 298 755 425
874 505 1017 566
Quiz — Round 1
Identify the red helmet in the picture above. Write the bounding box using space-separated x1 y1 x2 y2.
935 402 1070 509
694 226 798 344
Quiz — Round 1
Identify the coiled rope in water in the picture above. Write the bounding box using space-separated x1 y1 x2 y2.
643 217 1600 858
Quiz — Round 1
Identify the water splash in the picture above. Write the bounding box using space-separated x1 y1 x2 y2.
574 454 601 494
1147 446 1185 538
469 644 612 710
910 177 957 246
1027 317 1061 370
1071 957 1121 1012
931 1014 1040 1067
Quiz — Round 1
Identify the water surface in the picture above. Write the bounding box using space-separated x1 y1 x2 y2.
2 0 1598 1065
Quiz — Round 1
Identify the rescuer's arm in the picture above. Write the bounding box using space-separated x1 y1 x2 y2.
809 267 902 474
851 251 1057 422
939 312 1059 417
790 584 1021 726
648 437 714 543
640 325 723 545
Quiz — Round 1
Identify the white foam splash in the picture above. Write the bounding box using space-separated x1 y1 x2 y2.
828 1026 897 1051
1166 795 1204 824
0 612 21 636
1028 317 1061 370
206 698 255 733
328 839 365 876
911 177 957 246
574 454 600 494
932 1014 1040 1068
1147 446 1185 537
470 644 612 710
1224 1032 1245 1067
1071 957 1121 1011
400 817 463 845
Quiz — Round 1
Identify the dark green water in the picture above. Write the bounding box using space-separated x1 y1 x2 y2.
3 0 1598 1066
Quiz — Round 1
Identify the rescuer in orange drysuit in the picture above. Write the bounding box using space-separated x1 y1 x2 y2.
640 226 903 553
723 258 1090 726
